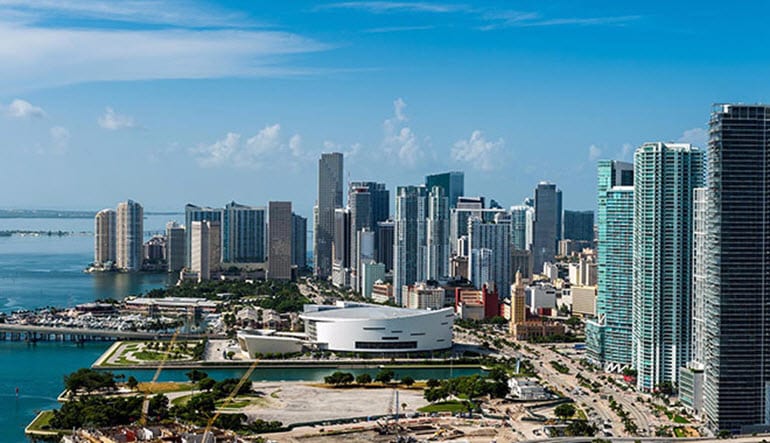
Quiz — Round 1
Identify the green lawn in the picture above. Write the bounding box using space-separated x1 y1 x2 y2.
673 427 687 437
132 350 187 361
673 415 690 424
171 394 193 407
26 410 55 432
418 400 473 414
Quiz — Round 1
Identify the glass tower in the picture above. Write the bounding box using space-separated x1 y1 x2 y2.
631 142 703 391
586 160 634 371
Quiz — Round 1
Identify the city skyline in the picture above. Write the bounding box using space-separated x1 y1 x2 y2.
4 1 770 214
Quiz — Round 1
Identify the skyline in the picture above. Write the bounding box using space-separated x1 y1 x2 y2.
3 1 770 214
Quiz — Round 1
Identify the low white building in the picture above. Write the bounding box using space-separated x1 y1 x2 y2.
508 377 549 400
300 301 453 353
236 329 305 357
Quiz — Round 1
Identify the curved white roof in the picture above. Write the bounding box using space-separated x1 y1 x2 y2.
300 305 453 322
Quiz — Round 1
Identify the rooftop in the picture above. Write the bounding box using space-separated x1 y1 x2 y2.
300 303 452 321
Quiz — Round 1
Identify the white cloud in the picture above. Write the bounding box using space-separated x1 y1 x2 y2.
382 98 425 167
49 126 70 154
620 142 634 160
0 23 329 92
678 127 708 148
3 98 45 118
98 107 136 130
193 124 306 168
451 130 504 171
588 144 602 161
479 11 641 30
318 2 463 14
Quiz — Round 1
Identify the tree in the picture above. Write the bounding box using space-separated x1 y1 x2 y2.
126 376 139 391
375 369 395 384
64 368 117 394
186 369 208 383
401 376 415 387
555 403 576 420
356 373 372 385
198 377 216 392
426 378 441 388
148 393 169 421
565 420 597 437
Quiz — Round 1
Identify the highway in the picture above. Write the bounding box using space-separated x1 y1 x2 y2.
0 323 223 340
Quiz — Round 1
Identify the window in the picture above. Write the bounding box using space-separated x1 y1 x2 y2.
355 341 418 349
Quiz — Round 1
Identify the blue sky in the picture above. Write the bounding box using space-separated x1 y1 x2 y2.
1 1 769 217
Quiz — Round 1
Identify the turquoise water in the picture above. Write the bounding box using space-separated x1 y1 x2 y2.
0 216 481 442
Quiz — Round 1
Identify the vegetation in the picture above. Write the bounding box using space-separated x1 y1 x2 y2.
375 369 395 384
324 371 355 386
565 420 598 436
145 280 310 313
554 403 576 420
355 373 372 385
418 400 473 414
64 368 117 394
550 360 570 374
50 396 143 429
423 371 509 404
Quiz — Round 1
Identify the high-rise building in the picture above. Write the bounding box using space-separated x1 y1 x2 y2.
562 210 594 242
349 181 389 278
631 142 703 391
425 171 464 208
532 182 562 270
267 201 293 281
190 220 211 281
393 185 427 304
116 200 143 271
510 271 526 326
450 196 484 249
166 221 185 273
291 213 307 269
348 185 371 291
468 213 511 294
586 160 634 372
94 208 116 266
699 104 770 433
376 220 395 272
680 187 708 417
222 201 266 263
184 204 222 267
315 152 344 278
349 181 389 227
426 186 450 280
510 205 534 251
332 207 352 287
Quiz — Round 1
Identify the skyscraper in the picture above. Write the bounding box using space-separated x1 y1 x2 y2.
532 182 562 270
348 184 371 291
166 221 185 273
315 152 344 279
426 186 450 280
701 104 770 433
116 200 143 272
184 204 222 267
586 160 634 371
94 208 116 267
631 142 703 391
376 220 395 272
393 185 427 304
468 213 511 294
332 207 352 287
222 201 266 263
268 201 292 281
190 220 211 281
562 210 594 242
425 171 464 208
510 205 534 251
291 213 307 269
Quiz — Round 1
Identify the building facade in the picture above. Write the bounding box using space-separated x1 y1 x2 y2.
94 208 116 267
315 152 344 278
393 185 428 304
184 204 222 268
166 222 185 273
631 142 703 391
222 201 266 263
116 200 143 271
425 171 464 209
532 182 562 270
267 201 293 281
426 186 450 280
468 213 511 294
586 160 634 372
562 209 594 242
291 213 307 269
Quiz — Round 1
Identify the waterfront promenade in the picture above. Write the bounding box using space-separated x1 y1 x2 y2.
0 323 222 341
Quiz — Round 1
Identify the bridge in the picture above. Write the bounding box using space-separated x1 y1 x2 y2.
0 323 223 342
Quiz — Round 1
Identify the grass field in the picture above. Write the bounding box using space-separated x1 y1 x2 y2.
418 400 473 414
26 410 55 432
138 381 194 394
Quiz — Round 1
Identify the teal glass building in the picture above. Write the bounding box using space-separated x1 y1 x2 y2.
586 160 634 371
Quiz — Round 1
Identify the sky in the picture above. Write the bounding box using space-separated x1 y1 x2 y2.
2 0 770 217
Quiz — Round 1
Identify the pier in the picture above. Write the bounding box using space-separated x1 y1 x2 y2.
0 324 222 342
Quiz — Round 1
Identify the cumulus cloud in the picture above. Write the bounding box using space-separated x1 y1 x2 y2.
98 107 136 130
588 144 602 161
193 124 305 168
3 98 45 118
451 130 504 171
49 126 70 154
620 143 634 161
382 98 425 167
678 127 708 148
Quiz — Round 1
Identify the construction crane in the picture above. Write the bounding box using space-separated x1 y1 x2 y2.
203 356 261 435
140 330 181 425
